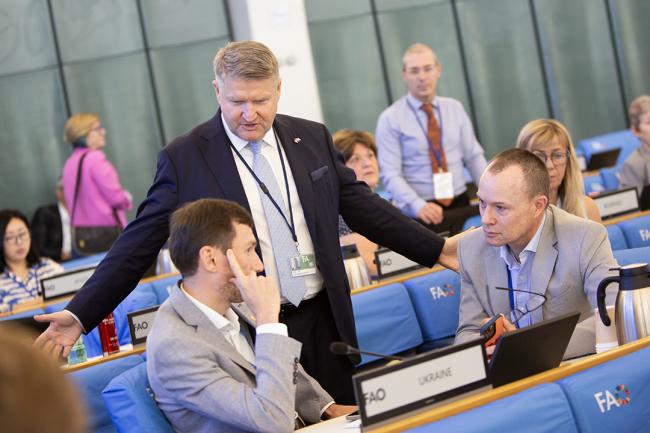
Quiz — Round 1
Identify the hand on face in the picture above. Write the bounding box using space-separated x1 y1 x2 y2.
226 249 280 325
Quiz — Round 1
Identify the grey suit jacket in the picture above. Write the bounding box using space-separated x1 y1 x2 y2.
455 205 617 358
146 286 332 433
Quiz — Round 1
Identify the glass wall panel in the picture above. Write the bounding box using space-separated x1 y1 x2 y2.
0 0 57 75
151 38 229 139
140 0 229 48
63 53 161 219
612 0 650 104
456 0 548 156
306 0 388 133
375 0 470 119
51 0 143 62
534 0 626 140
0 68 68 216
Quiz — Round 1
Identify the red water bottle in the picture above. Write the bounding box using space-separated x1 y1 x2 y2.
98 313 120 356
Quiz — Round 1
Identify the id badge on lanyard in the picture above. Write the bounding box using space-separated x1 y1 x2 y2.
433 171 454 199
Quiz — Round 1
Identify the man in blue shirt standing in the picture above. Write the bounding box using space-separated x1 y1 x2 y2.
376 43 487 233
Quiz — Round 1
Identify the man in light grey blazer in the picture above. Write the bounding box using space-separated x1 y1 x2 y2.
146 199 356 433
455 149 617 358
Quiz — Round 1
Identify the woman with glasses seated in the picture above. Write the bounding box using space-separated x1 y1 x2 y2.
516 119 601 222
0 210 63 313
333 129 381 277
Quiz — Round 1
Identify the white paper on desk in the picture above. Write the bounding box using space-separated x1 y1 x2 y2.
344 419 361 430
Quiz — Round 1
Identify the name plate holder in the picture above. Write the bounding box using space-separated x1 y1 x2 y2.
40 266 97 300
594 187 639 219
375 248 422 280
353 339 490 431
127 306 160 345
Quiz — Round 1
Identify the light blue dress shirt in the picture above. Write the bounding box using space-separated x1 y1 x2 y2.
499 213 547 328
376 93 487 218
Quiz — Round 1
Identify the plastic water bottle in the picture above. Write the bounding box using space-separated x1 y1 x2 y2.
67 337 88 365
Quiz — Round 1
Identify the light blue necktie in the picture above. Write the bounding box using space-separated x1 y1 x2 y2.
249 141 306 306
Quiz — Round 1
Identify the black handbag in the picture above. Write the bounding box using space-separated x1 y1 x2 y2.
70 152 123 256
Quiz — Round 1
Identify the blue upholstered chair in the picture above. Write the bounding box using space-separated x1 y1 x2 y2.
557 346 650 433
583 173 605 195
617 214 650 248
613 246 650 267
599 167 620 191
407 383 579 433
61 252 107 271
149 274 179 304
352 283 423 365
578 129 639 167
403 269 461 350
68 355 144 433
462 214 482 232
103 362 174 433
606 225 628 251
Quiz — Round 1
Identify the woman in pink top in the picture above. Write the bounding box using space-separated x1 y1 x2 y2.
62 113 132 232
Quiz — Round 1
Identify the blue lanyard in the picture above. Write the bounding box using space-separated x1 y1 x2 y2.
506 267 514 310
407 98 445 169
229 129 298 243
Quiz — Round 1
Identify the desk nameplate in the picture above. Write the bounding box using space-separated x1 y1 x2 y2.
375 248 421 280
353 340 489 430
127 306 160 345
595 187 639 219
40 266 96 300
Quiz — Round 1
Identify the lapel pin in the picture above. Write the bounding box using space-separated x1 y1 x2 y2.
294 137 301 143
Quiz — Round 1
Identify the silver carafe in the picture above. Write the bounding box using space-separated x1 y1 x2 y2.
597 263 650 344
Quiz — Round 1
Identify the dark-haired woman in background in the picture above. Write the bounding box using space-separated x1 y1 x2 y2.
61 112 132 255
0 210 63 313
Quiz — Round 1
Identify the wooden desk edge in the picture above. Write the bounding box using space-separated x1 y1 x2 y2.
63 345 147 373
367 336 650 433
603 209 650 226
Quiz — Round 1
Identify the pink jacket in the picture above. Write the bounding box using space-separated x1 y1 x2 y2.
62 148 132 227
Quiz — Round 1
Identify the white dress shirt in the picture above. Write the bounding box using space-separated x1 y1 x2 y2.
58 201 72 256
180 284 288 365
223 115 324 302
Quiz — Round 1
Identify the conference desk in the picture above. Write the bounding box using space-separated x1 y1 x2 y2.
298 336 650 432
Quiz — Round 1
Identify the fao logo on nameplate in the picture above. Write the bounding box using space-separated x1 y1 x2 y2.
594 384 631 413
429 284 455 300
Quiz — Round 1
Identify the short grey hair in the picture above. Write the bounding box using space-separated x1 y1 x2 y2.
487 148 550 201
213 41 279 83
402 43 439 69
629 95 650 131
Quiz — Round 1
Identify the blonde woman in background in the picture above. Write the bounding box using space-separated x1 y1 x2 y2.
517 119 601 222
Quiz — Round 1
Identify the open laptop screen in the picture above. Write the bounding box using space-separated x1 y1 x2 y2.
489 312 580 387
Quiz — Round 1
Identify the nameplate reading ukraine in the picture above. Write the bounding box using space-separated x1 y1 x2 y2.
352 340 489 429
40 266 97 300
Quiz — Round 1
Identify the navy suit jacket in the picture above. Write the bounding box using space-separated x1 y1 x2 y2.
66 111 444 353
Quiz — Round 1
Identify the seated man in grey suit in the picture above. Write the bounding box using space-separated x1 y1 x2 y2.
146 199 356 433
454 148 616 358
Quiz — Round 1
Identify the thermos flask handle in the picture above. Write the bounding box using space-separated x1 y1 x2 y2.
597 276 618 326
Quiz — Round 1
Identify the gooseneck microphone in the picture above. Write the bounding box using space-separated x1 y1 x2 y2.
329 341 404 361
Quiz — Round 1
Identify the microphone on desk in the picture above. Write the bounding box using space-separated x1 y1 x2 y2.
329 341 404 362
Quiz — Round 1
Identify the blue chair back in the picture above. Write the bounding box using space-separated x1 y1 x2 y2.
149 275 179 304
606 225 628 251
62 253 107 271
557 346 650 433
617 215 650 248
600 167 620 190
352 283 423 365
578 129 640 167
462 214 482 232
103 362 174 433
613 246 650 267
0 307 45 321
68 355 144 433
407 383 578 433
403 269 461 342
583 173 605 195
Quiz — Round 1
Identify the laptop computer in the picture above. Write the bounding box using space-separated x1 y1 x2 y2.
488 311 580 387
586 148 621 171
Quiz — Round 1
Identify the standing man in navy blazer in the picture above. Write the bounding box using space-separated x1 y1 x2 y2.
36 41 456 403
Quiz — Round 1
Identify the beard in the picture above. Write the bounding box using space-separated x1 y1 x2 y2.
222 281 243 304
